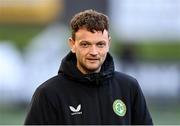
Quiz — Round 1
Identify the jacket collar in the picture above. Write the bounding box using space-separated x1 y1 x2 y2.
58 51 114 85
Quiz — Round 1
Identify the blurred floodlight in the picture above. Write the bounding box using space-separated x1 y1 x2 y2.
109 0 180 41
0 0 64 24
24 23 69 100
0 42 25 103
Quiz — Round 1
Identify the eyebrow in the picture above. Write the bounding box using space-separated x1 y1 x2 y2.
79 41 91 45
79 40 106 44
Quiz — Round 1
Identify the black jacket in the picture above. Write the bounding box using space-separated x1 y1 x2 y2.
24 52 153 125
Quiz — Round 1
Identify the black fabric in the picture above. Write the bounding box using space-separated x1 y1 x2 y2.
24 52 153 125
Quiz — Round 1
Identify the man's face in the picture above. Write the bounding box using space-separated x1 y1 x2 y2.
69 28 111 74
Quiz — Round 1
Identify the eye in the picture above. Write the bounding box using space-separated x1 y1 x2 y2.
97 42 106 48
80 42 90 48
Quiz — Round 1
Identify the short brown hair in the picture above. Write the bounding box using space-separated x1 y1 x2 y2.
70 9 109 40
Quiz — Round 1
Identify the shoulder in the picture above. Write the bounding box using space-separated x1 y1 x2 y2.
34 74 65 96
38 75 60 89
113 71 141 91
30 74 66 105
114 71 138 84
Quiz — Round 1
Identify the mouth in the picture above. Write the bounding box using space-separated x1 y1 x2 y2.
86 58 99 62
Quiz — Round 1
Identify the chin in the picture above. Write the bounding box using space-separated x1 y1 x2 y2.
87 67 100 73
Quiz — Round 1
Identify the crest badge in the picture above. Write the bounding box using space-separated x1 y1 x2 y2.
113 99 126 117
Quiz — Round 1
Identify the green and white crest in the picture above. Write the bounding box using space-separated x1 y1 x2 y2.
113 99 126 117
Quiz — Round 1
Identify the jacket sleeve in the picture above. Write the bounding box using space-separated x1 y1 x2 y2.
24 86 58 125
131 79 153 125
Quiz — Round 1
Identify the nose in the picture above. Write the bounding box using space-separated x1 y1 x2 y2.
89 45 98 55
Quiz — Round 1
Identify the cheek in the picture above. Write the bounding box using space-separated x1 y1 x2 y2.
106 45 110 52
101 48 109 55
78 48 89 55
100 49 108 59
76 49 86 60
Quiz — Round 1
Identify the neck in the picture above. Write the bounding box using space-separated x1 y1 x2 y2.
76 64 101 74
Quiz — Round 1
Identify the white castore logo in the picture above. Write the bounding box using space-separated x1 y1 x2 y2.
69 104 82 115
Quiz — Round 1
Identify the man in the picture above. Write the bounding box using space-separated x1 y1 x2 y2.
24 9 153 125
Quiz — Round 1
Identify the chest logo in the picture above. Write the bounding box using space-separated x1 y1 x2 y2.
113 99 126 117
69 104 82 115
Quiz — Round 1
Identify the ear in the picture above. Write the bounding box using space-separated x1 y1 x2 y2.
108 36 111 46
68 37 76 53
107 36 111 52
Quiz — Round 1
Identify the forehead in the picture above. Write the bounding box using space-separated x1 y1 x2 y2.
75 28 109 42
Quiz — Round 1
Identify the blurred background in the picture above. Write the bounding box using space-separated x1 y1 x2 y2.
0 0 180 124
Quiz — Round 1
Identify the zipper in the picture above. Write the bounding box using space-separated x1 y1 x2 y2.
97 85 103 124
